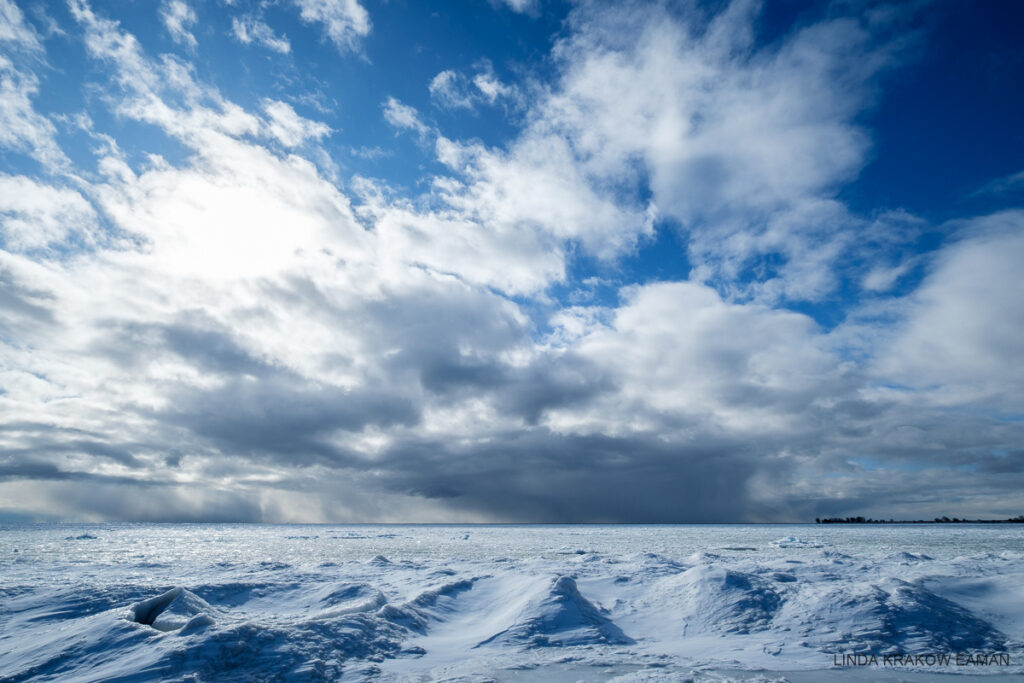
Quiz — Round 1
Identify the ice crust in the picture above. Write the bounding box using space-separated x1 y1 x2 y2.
1 525 1022 681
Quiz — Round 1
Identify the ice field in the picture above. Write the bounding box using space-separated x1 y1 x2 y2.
1 524 1022 681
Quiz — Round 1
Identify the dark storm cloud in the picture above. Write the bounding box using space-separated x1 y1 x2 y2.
43 480 266 522
249 275 614 425
355 285 615 421
0 422 145 467
9 440 143 467
0 460 148 485
413 349 615 423
498 353 617 425
160 319 270 375
157 375 419 465
0 421 101 436
368 429 769 522
91 315 269 374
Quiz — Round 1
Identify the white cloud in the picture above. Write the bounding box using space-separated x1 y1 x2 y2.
0 174 98 251
429 62 515 111
382 97 429 137
429 70 474 110
355 178 566 295
290 0 370 53
0 57 69 171
352 110 653 295
875 211 1024 409
491 0 538 15
70 0 284 154
530 1 901 301
160 0 198 49
90 137 368 281
433 132 653 260
562 281 841 435
861 260 914 293
972 169 1024 198
231 15 290 54
473 66 513 103
0 3 68 172
262 99 330 147
389 1 904 302
0 0 43 52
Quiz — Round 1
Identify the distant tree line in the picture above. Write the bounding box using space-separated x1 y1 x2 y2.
815 515 1024 524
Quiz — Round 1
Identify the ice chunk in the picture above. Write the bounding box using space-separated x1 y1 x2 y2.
129 587 215 633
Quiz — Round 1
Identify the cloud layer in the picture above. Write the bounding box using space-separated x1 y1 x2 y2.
0 0 1021 522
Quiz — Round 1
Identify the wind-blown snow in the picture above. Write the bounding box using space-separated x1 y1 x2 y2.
1 524 1021 681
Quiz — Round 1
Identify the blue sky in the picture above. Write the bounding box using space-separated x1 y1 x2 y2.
0 0 1022 522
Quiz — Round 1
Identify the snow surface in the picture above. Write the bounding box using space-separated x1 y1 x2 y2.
1 524 1022 681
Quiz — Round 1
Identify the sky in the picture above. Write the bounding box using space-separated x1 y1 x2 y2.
0 0 1022 523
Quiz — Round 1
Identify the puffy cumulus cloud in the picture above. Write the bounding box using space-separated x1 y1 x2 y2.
353 127 652 295
354 185 561 294
567 282 845 433
384 1 915 302
1 0 1022 523
290 0 370 53
874 211 1024 410
160 0 198 50
432 133 651 258
367 99 653 294
533 0 914 301
231 14 291 54
87 142 367 281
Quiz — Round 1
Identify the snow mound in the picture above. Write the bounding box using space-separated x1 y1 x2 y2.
662 566 782 634
129 587 215 633
409 578 477 611
315 584 387 619
882 579 1006 651
479 576 633 647
782 578 1007 654
158 613 409 679
379 578 478 633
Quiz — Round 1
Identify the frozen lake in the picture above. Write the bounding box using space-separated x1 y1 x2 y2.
1 524 1022 681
